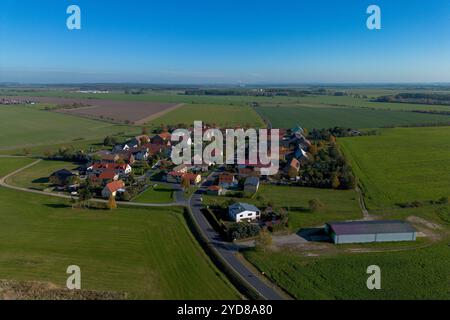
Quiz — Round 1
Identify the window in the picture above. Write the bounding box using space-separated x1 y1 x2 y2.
248 213 252 217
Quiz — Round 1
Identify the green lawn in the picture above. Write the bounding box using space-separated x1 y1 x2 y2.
133 185 174 203
244 242 450 300
6 160 78 190
0 157 35 178
257 106 450 129
149 103 265 128
204 184 361 230
0 105 137 151
340 127 450 209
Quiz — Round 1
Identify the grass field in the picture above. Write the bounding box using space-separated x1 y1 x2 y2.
0 158 238 299
0 157 35 177
340 127 450 209
6 160 79 190
0 105 138 150
243 241 450 299
149 103 265 128
257 106 450 129
204 185 361 230
133 185 174 203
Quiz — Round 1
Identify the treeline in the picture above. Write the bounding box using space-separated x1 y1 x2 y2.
308 127 377 140
185 88 341 97
375 93 450 105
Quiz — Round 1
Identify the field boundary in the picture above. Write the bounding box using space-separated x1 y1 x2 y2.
136 103 184 125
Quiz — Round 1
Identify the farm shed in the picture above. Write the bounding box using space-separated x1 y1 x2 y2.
325 220 416 244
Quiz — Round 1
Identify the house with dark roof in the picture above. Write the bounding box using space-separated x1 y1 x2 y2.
325 220 416 244
244 176 260 194
49 169 77 186
228 202 260 222
218 173 237 189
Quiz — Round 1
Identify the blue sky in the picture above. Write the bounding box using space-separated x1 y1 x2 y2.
1 0 449 84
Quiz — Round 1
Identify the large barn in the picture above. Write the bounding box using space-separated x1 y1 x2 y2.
325 220 416 244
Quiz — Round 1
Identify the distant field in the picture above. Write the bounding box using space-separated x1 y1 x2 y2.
6 160 78 190
204 185 361 230
257 106 450 129
9 96 182 125
244 242 450 299
340 127 450 209
150 103 266 128
0 105 137 150
133 185 174 203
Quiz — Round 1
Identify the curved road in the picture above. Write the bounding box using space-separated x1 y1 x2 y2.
0 158 286 300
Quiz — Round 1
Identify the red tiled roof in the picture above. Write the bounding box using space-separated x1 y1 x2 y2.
208 185 221 191
183 173 200 182
219 173 234 183
105 180 125 192
168 171 184 177
98 170 117 180
91 162 128 170
158 132 171 140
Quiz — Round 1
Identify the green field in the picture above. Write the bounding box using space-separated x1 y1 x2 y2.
204 185 361 230
133 185 174 203
244 242 450 300
6 160 78 190
149 103 265 128
0 105 137 151
256 106 450 129
0 157 35 177
0 158 238 299
340 127 450 209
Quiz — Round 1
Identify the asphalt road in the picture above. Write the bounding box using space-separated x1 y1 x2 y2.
188 172 285 300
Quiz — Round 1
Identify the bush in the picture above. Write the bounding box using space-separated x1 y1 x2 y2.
308 199 324 212
228 222 261 240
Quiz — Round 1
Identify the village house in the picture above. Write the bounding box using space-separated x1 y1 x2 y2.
286 158 300 176
151 132 172 146
228 202 261 223
218 173 238 189
127 146 149 161
183 173 202 185
97 170 119 183
113 138 140 152
90 150 119 163
166 171 184 183
101 180 125 199
206 185 225 196
244 176 260 194
49 169 78 186
87 162 132 177
172 164 189 174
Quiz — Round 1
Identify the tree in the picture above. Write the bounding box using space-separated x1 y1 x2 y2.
78 181 93 209
107 195 117 210
181 176 191 190
308 144 318 156
331 174 340 189
103 136 117 146
287 166 298 179
255 228 272 252
308 198 324 212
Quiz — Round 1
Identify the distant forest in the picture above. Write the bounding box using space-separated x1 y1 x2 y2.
375 93 450 106
183 88 345 97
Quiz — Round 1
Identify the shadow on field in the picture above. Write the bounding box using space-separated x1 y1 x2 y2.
297 228 332 243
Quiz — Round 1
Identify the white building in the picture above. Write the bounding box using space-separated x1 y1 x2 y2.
228 202 260 223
